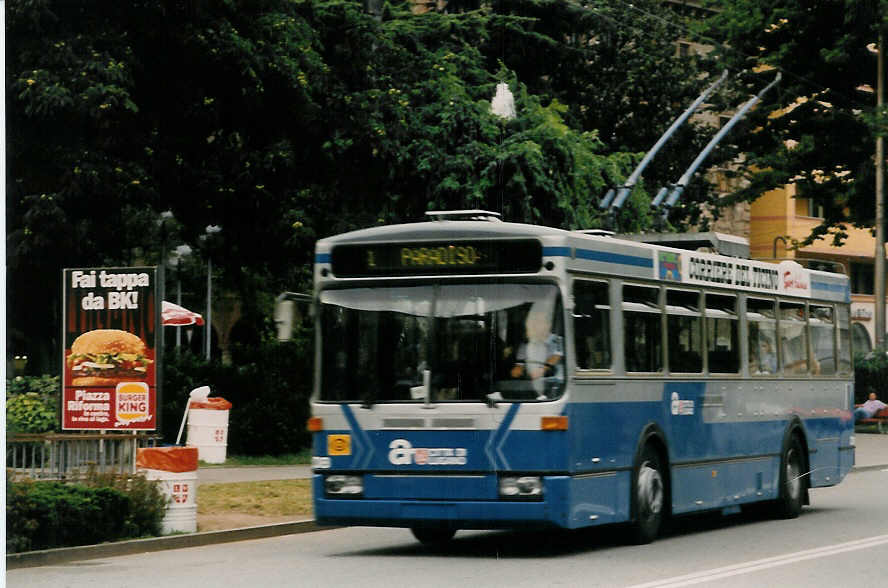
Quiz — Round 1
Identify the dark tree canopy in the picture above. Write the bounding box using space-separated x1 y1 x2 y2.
7 0 718 372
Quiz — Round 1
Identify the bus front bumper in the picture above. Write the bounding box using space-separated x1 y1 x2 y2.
312 472 626 530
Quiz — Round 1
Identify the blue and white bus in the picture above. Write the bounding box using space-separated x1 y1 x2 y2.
307 210 854 544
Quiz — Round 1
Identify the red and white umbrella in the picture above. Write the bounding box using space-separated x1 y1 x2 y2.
162 301 205 326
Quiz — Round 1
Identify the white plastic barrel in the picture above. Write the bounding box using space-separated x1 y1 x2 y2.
187 405 230 464
142 469 198 534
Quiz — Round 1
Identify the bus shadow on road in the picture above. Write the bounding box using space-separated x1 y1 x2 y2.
342 506 833 559
349 528 623 559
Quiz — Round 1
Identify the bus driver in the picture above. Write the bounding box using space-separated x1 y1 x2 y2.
511 308 564 398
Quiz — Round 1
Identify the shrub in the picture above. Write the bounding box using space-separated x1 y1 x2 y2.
82 470 168 538
162 336 312 455
5 374 60 397
6 479 131 553
6 375 60 433
6 471 168 553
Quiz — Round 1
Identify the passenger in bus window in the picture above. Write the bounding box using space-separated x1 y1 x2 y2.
511 309 564 398
751 337 777 374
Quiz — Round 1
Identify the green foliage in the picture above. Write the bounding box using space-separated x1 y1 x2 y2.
82 470 168 539
698 0 885 243
7 0 718 376
6 479 130 553
6 375 60 433
162 337 313 455
6 374 60 397
6 469 167 553
488 1 716 207
854 350 888 404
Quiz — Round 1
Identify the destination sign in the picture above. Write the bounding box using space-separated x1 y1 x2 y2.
330 239 542 277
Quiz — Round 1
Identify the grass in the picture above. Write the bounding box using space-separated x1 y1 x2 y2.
196 452 315 521
198 480 314 517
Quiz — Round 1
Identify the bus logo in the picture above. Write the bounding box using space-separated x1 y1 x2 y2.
388 439 467 466
659 252 681 281
670 392 695 416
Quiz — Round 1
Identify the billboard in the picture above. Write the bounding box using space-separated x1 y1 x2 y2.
62 267 160 430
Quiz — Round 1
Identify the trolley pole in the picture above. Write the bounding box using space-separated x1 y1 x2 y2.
876 29 886 350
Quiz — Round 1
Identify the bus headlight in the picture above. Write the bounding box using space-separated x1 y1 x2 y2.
325 475 364 497
499 476 543 499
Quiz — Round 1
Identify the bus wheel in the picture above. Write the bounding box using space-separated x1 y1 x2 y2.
775 436 805 519
411 526 456 545
630 445 665 544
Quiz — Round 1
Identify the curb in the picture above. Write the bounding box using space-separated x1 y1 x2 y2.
851 463 888 473
6 520 334 570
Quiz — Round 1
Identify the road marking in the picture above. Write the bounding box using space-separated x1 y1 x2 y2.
627 534 888 588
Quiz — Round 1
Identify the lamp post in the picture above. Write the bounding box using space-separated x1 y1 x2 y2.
202 225 222 360
875 33 886 350
168 244 193 351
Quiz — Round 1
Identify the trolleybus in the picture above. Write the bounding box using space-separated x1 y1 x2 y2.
307 210 855 544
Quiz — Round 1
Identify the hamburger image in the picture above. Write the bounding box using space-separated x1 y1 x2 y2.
68 329 152 386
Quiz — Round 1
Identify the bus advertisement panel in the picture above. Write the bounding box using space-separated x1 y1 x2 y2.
61 267 159 430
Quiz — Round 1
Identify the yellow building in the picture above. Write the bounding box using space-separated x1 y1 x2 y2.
749 184 880 352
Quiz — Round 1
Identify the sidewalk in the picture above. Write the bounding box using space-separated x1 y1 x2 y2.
9 433 888 570
198 464 312 485
850 432 888 470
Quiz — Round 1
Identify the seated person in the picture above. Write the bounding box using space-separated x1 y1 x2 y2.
510 309 564 398
750 338 777 374
855 392 888 422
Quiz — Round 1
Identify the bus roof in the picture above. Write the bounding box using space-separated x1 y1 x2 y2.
315 217 849 302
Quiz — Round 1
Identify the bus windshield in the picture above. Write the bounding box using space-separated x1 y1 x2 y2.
319 284 564 404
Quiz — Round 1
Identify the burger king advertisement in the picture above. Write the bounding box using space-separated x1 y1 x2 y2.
62 267 160 430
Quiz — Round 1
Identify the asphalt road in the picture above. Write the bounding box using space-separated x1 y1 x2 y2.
8 467 888 588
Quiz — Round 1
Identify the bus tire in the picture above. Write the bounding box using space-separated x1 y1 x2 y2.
775 435 805 519
629 444 666 544
411 526 456 545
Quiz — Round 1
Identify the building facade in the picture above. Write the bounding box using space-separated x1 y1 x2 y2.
748 184 880 353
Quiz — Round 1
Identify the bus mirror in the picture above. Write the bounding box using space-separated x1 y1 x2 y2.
275 299 295 341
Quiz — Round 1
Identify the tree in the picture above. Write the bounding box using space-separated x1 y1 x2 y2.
471 0 721 228
7 0 713 373
698 0 888 246
6 0 334 370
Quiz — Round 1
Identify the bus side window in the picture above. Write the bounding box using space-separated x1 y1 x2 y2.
705 293 739 374
623 284 663 373
780 301 808 375
666 288 702 373
572 280 610 370
809 305 835 375
747 297 777 375
837 305 852 375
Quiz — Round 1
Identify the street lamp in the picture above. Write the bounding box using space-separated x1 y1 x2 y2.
167 244 193 351
201 225 222 360
872 37 886 349
491 82 516 120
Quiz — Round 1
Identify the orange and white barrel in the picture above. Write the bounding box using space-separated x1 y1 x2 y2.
137 446 199 534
